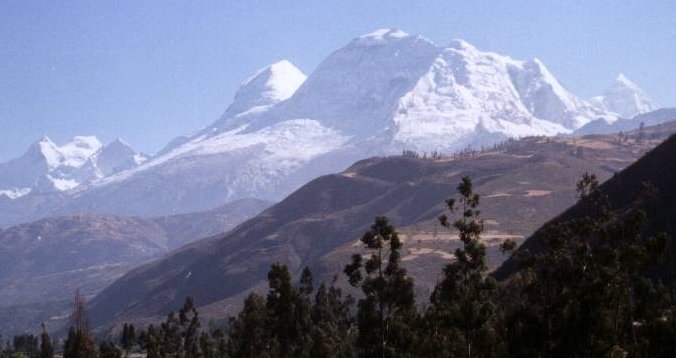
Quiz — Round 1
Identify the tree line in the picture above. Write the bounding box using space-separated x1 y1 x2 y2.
5 174 676 357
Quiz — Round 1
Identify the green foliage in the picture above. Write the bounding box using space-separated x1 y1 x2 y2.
159 312 181 357
11 335 38 358
144 325 160 358
38 324 53 358
266 263 313 357
63 328 97 358
180 297 200 358
98 342 121 358
228 292 269 358
120 323 135 354
310 277 355 358
8 174 676 358
210 328 228 358
427 176 499 358
344 216 417 357
198 332 214 358
503 173 671 356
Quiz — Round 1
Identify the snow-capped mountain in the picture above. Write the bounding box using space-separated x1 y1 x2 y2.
223 59 307 118
92 139 148 177
0 136 146 200
589 74 658 119
2 29 657 225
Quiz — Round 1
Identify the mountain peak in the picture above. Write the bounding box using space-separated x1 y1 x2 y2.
359 28 410 39
25 135 61 168
613 73 644 91
354 28 421 46
590 74 658 119
447 38 477 51
225 60 306 117
108 137 131 148
614 72 633 85
69 135 102 150
37 135 54 144
93 138 145 176
1 135 106 198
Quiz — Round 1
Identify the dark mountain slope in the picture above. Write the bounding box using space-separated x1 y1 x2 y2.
495 130 676 280
0 198 270 336
88 122 676 329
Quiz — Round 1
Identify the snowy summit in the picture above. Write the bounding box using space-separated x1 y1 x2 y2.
0 136 145 199
224 60 307 117
590 73 658 119
0 29 661 226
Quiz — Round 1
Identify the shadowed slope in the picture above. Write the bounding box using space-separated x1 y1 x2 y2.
494 130 676 280
88 123 676 330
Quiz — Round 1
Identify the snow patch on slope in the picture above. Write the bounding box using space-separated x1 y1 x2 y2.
0 188 32 199
357 28 411 44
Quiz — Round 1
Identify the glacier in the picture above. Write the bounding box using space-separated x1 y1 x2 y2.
0 29 661 226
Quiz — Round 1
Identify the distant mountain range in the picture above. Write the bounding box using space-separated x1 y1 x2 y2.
0 136 147 200
0 29 666 228
85 121 676 331
575 108 676 136
1 29 673 337
0 198 270 336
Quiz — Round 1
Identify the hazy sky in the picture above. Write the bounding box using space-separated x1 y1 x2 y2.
1 0 674 161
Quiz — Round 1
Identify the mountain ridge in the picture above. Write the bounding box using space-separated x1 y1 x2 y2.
0 136 146 201
86 121 676 331
0 29 662 227
0 197 271 336
495 125 676 281
589 73 658 119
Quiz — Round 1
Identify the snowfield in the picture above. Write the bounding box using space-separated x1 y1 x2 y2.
0 29 662 225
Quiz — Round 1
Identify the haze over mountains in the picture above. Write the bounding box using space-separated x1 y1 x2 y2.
85 121 676 330
0 198 270 335
0 26 674 341
589 74 658 119
0 136 146 200
0 29 663 228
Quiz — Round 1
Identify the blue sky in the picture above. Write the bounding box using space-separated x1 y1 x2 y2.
1 0 674 161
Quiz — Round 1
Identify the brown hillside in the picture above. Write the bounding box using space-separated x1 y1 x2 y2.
87 122 676 330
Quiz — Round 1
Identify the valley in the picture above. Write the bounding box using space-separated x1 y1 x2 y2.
1 15 674 356
87 121 676 330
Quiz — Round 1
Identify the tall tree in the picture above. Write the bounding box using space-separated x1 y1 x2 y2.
13 334 38 358
229 292 270 358
159 312 182 358
98 342 121 358
430 176 499 358
180 297 200 358
344 216 417 357
265 263 312 358
120 323 136 355
39 324 54 358
64 290 97 358
211 328 228 358
199 332 214 358
299 266 314 297
144 325 161 358
504 174 669 356
310 277 355 358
